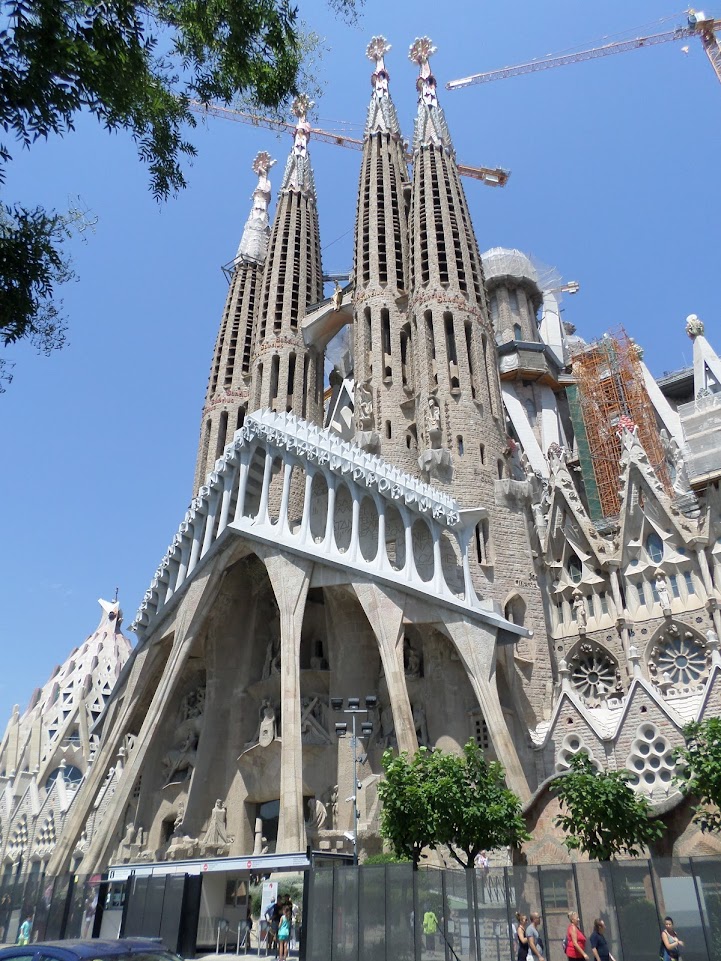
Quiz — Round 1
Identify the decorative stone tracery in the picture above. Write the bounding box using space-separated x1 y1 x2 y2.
648 624 710 691
554 733 602 774
568 642 622 705
625 722 676 798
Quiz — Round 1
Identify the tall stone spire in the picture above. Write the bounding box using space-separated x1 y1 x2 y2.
250 95 324 422
407 37 503 497
352 37 416 470
193 152 275 493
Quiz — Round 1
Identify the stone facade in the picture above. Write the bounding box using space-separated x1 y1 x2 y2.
0 600 131 879
30 37 721 876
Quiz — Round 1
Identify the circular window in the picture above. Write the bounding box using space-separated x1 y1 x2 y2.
649 628 708 688
567 555 582 584
645 532 664 564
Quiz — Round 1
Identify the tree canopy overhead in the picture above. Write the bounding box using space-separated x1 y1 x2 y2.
551 752 664 861
0 0 359 387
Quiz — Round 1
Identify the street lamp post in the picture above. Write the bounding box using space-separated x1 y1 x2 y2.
332 695 376 865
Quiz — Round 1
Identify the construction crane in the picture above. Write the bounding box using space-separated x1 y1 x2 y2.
446 10 721 91
188 100 510 187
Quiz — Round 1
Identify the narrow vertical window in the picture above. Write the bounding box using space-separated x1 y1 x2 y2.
479 444 485 465
270 356 280 405
287 353 296 400
385 420 392 439
464 321 476 398
382 308 392 381
457 436 464 456
215 411 229 461
444 312 459 392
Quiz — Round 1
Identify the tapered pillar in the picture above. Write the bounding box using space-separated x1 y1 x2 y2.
352 581 417 755
260 550 313 852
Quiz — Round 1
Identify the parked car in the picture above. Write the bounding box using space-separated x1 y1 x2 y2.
0 938 181 961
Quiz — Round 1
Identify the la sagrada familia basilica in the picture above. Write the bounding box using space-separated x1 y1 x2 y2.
4 35 721 880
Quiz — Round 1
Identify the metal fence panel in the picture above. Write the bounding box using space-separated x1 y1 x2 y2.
610 860 659 961
384 863 413 961
358 865 386 961
333 864 359 961
306 866 334 961
653 857 710 961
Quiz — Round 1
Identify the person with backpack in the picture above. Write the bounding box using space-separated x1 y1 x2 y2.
565 912 589 961
526 911 545 960
660 916 683 960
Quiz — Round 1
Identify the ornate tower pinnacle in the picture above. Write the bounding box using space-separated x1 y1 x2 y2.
365 35 401 137
193 155 277 492
281 95 316 196
236 151 276 264
250 94 323 420
409 37 452 151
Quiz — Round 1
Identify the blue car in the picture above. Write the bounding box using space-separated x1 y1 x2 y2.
0 939 181 961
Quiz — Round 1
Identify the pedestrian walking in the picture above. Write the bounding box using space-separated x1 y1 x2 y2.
565 912 588 961
17 915 32 946
515 913 529 961
526 911 545 960
660 916 683 960
423 909 439 952
589 919 615 961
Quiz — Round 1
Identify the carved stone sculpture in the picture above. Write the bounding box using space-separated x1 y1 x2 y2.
660 429 693 497
412 701 429 747
655 569 671 611
262 635 281 679
572 590 587 630
300 695 331 745
427 397 442 448
200 799 232 856
404 636 422 677
305 797 327 834
162 684 205 786
258 699 278 747
322 784 338 829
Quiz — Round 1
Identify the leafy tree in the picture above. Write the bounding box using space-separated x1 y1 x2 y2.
551 752 664 860
674 717 721 833
378 746 440 866
0 0 358 379
378 741 528 867
433 741 529 869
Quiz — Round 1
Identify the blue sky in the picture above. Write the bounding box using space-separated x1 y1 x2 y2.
1 0 719 724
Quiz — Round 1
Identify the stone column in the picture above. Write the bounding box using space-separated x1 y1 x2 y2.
444 615 531 802
259 549 313 852
352 581 417 755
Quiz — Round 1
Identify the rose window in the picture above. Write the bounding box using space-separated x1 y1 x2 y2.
625 723 676 798
649 627 708 688
569 643 620 703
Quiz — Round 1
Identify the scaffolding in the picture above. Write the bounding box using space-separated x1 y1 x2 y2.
569 328 670 519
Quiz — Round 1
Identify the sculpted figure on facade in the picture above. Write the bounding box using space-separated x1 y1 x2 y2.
305 797 327 835
660 429 693 497
258 699 278 747
655 569 671 611
572 589 587 630
357 383 374 430
403 636 422 677
262 635 281 679
300 696 331 745
322 784 339 829
412 701 429 747
200 800 232 856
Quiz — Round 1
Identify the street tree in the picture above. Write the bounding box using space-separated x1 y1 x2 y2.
0 0 358 386
552 752 664 860
378 747 440 866
674 717 721 833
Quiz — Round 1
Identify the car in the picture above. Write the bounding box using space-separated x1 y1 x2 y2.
0 939 182 961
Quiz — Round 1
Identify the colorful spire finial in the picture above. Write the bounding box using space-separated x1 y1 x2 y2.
253 150 276 179
408 36 437 77
367 35 391 69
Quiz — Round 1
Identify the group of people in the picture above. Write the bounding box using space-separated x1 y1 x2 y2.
263 896 299 959
514 910 684 961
